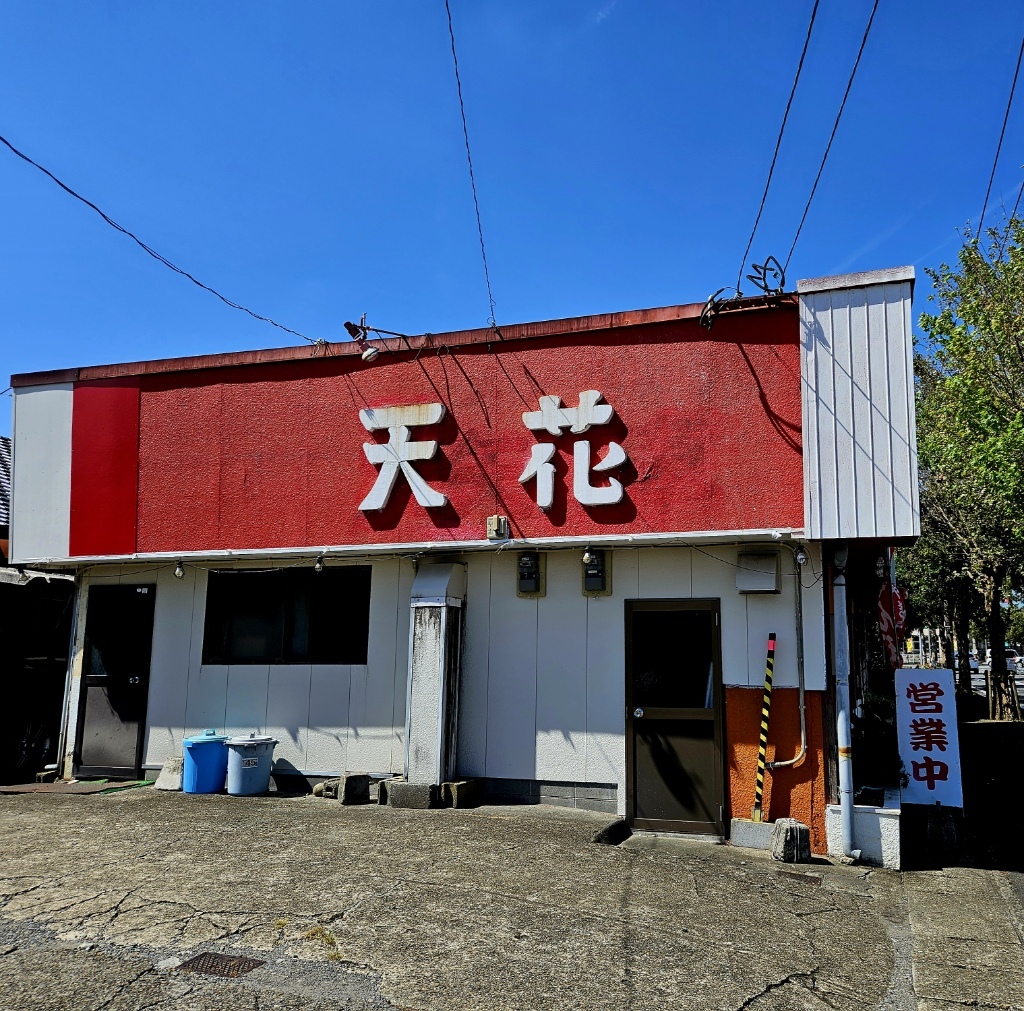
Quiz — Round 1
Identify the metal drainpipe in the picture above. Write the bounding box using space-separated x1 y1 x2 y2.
767 543 807 770
53 570 83 781
833 542 854 856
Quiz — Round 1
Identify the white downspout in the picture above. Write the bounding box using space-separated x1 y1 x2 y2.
833 543 854 857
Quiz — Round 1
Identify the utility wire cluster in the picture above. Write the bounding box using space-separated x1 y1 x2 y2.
704 0 880 330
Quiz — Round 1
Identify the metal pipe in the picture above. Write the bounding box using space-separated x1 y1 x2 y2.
54 571 82 782
832 542 854 856
767 543 807 770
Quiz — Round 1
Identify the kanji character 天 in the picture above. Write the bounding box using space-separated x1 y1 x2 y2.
358 403 447 511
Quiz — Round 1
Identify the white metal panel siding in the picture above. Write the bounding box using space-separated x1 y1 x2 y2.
692 546 748 685
536 549 588 783
143 566 198 767
801 281 919 539
455 545 827 800
484 551 539 779
130 558 407 775
306 664 353 772
349 556 404 773
455 553 492 777
264 665 311 770
584 549 638 803
10 384 73 563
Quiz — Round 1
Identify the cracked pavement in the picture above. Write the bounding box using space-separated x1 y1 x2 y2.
0 790 1016 1009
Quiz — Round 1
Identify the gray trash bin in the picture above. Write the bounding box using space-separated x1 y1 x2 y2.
225 733 278 796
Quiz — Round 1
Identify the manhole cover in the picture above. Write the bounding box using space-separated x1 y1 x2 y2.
178 952 265 978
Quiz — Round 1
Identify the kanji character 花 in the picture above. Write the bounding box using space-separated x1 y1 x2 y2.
358 403 447 511
908 717 948 752
906 681 944 713
910 756 949 791
519 391 628 508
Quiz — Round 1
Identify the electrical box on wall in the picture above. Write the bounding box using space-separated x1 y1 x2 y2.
517 551 545 597
736 552 781 593
486 514 509 540
582 548 611 596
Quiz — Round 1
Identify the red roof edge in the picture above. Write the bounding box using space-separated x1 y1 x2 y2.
10 294 796 388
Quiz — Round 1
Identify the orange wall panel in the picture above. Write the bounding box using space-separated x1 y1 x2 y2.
725 686 828 854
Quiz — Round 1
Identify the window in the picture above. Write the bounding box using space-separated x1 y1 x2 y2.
202 567 371 665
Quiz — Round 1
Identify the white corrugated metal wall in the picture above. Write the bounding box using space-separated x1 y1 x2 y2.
83 558 415 776
455 544 826 801
799 268 919 541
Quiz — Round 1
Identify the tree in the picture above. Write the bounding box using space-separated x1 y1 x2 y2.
897 501 982 696
917 219 1024 719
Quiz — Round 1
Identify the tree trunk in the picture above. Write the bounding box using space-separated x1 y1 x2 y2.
940 607 955 670
953 601 973 695
983 564 1018 720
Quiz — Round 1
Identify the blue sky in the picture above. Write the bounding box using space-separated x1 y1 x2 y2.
2 2 1022 434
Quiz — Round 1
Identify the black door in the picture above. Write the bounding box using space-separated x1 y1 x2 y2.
76 584 156 779
626 599 725 834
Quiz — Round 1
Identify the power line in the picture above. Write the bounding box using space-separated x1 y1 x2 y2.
734 0 821 294
0 132 319 344
784 0 880 271
979 33 1024 235
444 0 500 330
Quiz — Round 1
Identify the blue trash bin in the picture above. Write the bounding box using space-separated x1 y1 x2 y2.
226 733 278 796
182 729 229 794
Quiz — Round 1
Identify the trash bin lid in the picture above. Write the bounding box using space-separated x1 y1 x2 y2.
227 733 278 747
183 728 229 746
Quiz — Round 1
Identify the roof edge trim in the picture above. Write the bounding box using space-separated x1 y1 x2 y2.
796 265 915 295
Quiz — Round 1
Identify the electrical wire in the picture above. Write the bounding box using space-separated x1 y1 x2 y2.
1011 175 1024 223
0 132 319 345
444 0 500 330
734 0 821 294
979 33 1024 235
783 0 880 271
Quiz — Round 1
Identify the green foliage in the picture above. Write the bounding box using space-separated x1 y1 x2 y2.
913 218 1024 717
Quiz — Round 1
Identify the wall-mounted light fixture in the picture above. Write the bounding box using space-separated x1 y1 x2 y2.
173 561 185 580
344 320 381 362
314 553 325 573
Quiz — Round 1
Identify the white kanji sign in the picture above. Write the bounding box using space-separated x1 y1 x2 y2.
519 391 628 509
358 404 447 511
895 668 963 807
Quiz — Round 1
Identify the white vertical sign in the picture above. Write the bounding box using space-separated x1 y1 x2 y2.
895 668 963 808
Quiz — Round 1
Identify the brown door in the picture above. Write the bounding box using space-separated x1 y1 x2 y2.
76 584 156 779
626 599 725 834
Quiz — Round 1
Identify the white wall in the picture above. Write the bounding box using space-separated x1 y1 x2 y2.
455 544 828 804
81 545 825 793
10 383 73 564
83 557 414 775
799 268 919 540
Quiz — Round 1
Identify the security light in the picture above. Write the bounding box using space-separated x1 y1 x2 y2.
344 320 380 362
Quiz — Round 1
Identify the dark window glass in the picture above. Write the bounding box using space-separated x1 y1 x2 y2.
631 609 716 709
202 567 371 665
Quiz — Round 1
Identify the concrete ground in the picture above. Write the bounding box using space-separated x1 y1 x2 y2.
0 789 1020 1010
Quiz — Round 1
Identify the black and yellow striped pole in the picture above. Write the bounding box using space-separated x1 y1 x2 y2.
751 633 777 823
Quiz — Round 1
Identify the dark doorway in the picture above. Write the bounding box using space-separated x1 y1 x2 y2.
626 599 725 834
76 584 156 778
